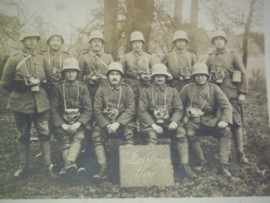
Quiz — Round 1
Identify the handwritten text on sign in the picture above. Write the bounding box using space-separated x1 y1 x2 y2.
119 145 174 187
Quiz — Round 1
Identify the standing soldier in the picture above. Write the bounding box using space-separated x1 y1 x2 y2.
180 63 233 177
78 30 113 102
41 31 70 93
206 30 249 164
138 64 197 179
120 31 156 105
50 58 92 177
161 30 197 92
92 62 136 181
1 25 56 178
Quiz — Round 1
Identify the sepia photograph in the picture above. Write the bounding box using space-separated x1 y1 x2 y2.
0 0 269 201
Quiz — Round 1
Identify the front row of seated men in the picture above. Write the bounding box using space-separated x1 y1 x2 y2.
48 58 233 181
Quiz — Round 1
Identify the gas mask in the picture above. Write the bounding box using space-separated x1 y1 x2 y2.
103 108 119 122
88 71 103 84
140 71 152 82
63 109 81 124
24 73 40 92
179 67 193 80
211 67 225 83
51 67 62 82
186 107 204 118
153 109 169 124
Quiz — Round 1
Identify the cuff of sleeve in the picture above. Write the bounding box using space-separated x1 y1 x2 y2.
221 117 232 125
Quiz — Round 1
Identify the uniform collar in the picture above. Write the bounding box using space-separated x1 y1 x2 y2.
195 81 208 90
91 50 103 57
108 81 121 90
174 47 187 54
153 82 166 91
65 79 78 87
21 49 36 57
132 49 144 56
216 47 227 54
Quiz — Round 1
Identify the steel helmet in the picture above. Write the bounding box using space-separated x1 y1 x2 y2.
130 31 145 43
88 30 104 43
151 64 172 79
46 31 64 46
173 30 189 43
106 62 124 77
192 63 209 76
211 30 227 44
62 58 80 72
19 25 41 41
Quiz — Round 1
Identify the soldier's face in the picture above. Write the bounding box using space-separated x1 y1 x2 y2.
154 75 166 85
131 40 143 51
91 39 103 51
49 36 63 50
174 39 187 50
195 74 208 85
108 71 122 85
64 70 78 81
214 37 226 49
22 37 38 50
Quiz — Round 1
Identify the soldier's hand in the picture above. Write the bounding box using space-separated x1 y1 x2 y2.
217 121 228 129
61 124 70 131
107 122 120 134
68 122 81 134
151 123 164 134
238 94 246 104
168 121 178 130
183 116 189 124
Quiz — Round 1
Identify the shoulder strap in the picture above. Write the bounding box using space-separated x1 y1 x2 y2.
16 54 32 71
90 51 108 70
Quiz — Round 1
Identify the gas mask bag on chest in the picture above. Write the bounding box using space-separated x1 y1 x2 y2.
24 73 40 92
186 107 204 118
154 109 169 124
63 109 80 124
52 67 62 81
103 108 119 121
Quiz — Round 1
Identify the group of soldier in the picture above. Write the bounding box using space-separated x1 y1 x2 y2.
1 24 248 182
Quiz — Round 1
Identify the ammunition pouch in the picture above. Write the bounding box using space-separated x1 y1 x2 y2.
103 108 119 122
153 109 169 124
63 109 80 124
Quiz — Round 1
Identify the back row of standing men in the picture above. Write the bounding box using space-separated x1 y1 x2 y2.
2 25 248 181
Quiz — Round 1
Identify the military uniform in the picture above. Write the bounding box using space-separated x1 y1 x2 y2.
41 50 70 85
161 49 197 92
206 47 248 162
91 81 136 179
120 50 156 104
78 50 113 102
1 50 53 174
50 79 92 166
180 82 233 166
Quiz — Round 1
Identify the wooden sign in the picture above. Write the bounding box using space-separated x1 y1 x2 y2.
119 145 174 187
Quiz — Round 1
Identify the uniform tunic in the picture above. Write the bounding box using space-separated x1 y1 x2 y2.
41 50 70 84
2 51 52 114
50 80 92 128
78 50 113 101
138 83 184 132
205 47 247 126
161 48 197 92
94 82 136 129
120 50 156 104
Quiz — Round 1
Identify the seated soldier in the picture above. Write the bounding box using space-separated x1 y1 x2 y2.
138 63 197 179
92 62 136 181
180 63 233 177
50 58 92 177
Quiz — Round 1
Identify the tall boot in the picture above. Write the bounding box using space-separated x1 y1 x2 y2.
190 140 206 171
176 139 197 179
92 144 107 181
124 127 135 145
14 142 29 177
233 127 249 164
219 131 231 166
39 139 57 179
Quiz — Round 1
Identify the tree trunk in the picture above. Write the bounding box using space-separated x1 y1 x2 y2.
173 0 183 29
125 0 154 53
104 0 118 61
189 0 199 54
242 0 257 68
